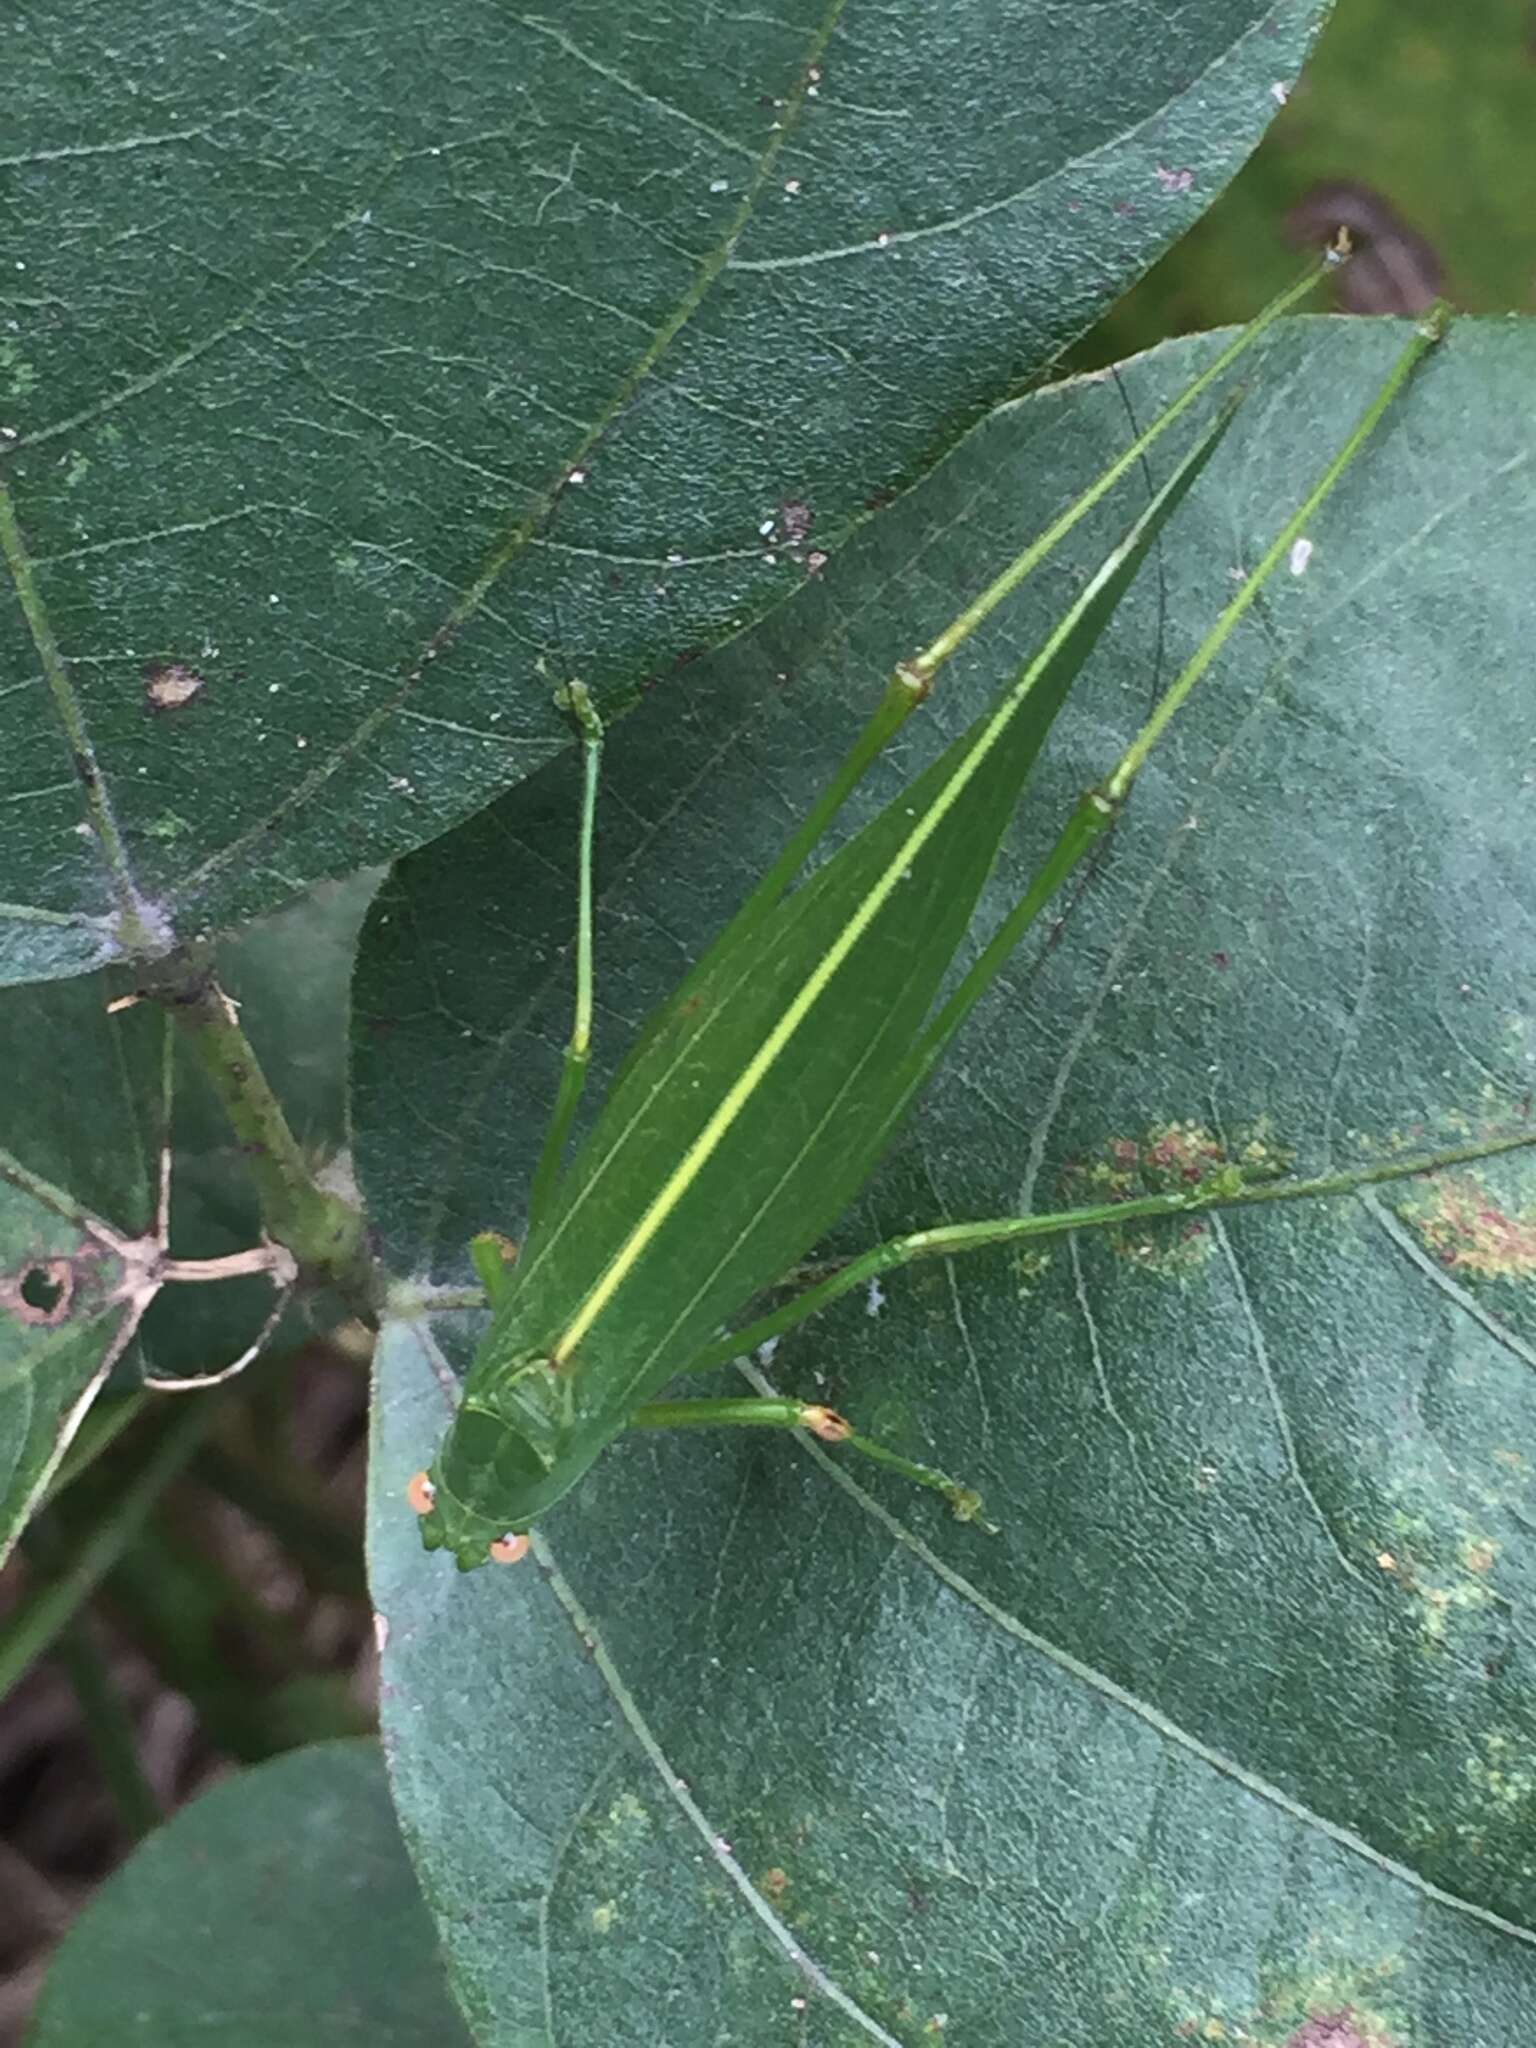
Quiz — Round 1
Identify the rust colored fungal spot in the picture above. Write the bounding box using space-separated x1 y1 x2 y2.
406 1471 437 1515
1404 1173 1536 1279
2 1257 74 1326
142 660 207 713
489 1532 530 1566
760 1866 789 1898
1285 2012 1392 2048
1059 1120 1291 1274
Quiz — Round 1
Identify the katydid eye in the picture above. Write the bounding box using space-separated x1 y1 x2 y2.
407 1471 437 1515
489 1533 530 1566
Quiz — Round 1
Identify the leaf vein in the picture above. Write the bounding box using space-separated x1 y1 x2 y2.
760 1366 1536 1952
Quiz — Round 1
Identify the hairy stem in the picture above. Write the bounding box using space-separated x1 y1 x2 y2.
154 959 373 1306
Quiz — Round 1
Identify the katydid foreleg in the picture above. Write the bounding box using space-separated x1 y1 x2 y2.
525 681 605 1236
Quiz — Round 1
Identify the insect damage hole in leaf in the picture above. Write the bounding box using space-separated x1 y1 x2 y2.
15 1259 71 1322
0 1001 314 1575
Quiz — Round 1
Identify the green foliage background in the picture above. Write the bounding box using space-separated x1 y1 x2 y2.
7 0 1536 2044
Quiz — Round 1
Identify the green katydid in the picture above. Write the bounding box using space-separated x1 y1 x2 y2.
406 262 1523 1574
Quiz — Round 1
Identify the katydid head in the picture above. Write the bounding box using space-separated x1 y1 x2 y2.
408 1400 552 1570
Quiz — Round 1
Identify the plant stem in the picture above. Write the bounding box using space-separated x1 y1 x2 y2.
156 958 373 1305
192 1439 367 1597
51 1618 163 1839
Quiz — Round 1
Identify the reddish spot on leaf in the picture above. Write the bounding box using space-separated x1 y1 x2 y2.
776 499 813 544
1408 1174 1536 1280
1285 2012 1393 2048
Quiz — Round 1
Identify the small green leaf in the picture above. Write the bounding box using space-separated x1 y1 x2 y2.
28 1740 473 2047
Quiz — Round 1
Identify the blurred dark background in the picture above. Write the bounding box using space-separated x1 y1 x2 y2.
2 0 1531 2037
1076 0 1535 363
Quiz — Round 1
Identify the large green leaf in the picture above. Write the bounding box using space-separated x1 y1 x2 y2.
0 0 1323 985
358 316 1536 2039
28 1739 473 2046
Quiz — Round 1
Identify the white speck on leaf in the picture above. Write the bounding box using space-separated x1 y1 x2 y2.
866 1278 886 1317
1289 536 1313 576
1270 80 1290 104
